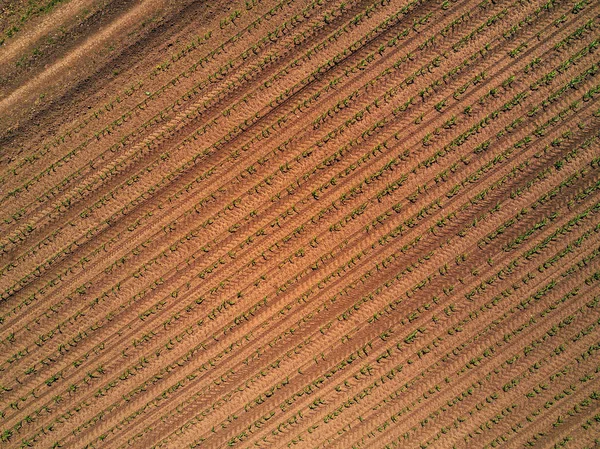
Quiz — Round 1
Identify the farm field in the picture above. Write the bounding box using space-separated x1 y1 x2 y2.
1 0 600 447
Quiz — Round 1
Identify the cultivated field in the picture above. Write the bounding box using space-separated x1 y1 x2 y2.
1 0 600 447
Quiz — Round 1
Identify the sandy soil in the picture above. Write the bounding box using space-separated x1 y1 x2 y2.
1 0 600 447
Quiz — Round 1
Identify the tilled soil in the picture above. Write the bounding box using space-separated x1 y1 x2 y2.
1 0 600 448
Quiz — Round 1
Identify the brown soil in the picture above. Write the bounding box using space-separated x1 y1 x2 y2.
1 0 600 448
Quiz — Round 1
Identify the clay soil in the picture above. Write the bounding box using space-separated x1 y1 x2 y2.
1 0 600 447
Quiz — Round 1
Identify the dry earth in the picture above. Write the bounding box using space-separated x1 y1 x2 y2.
1 0 600 448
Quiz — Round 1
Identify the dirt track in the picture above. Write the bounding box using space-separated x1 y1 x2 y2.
1 0 600 448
